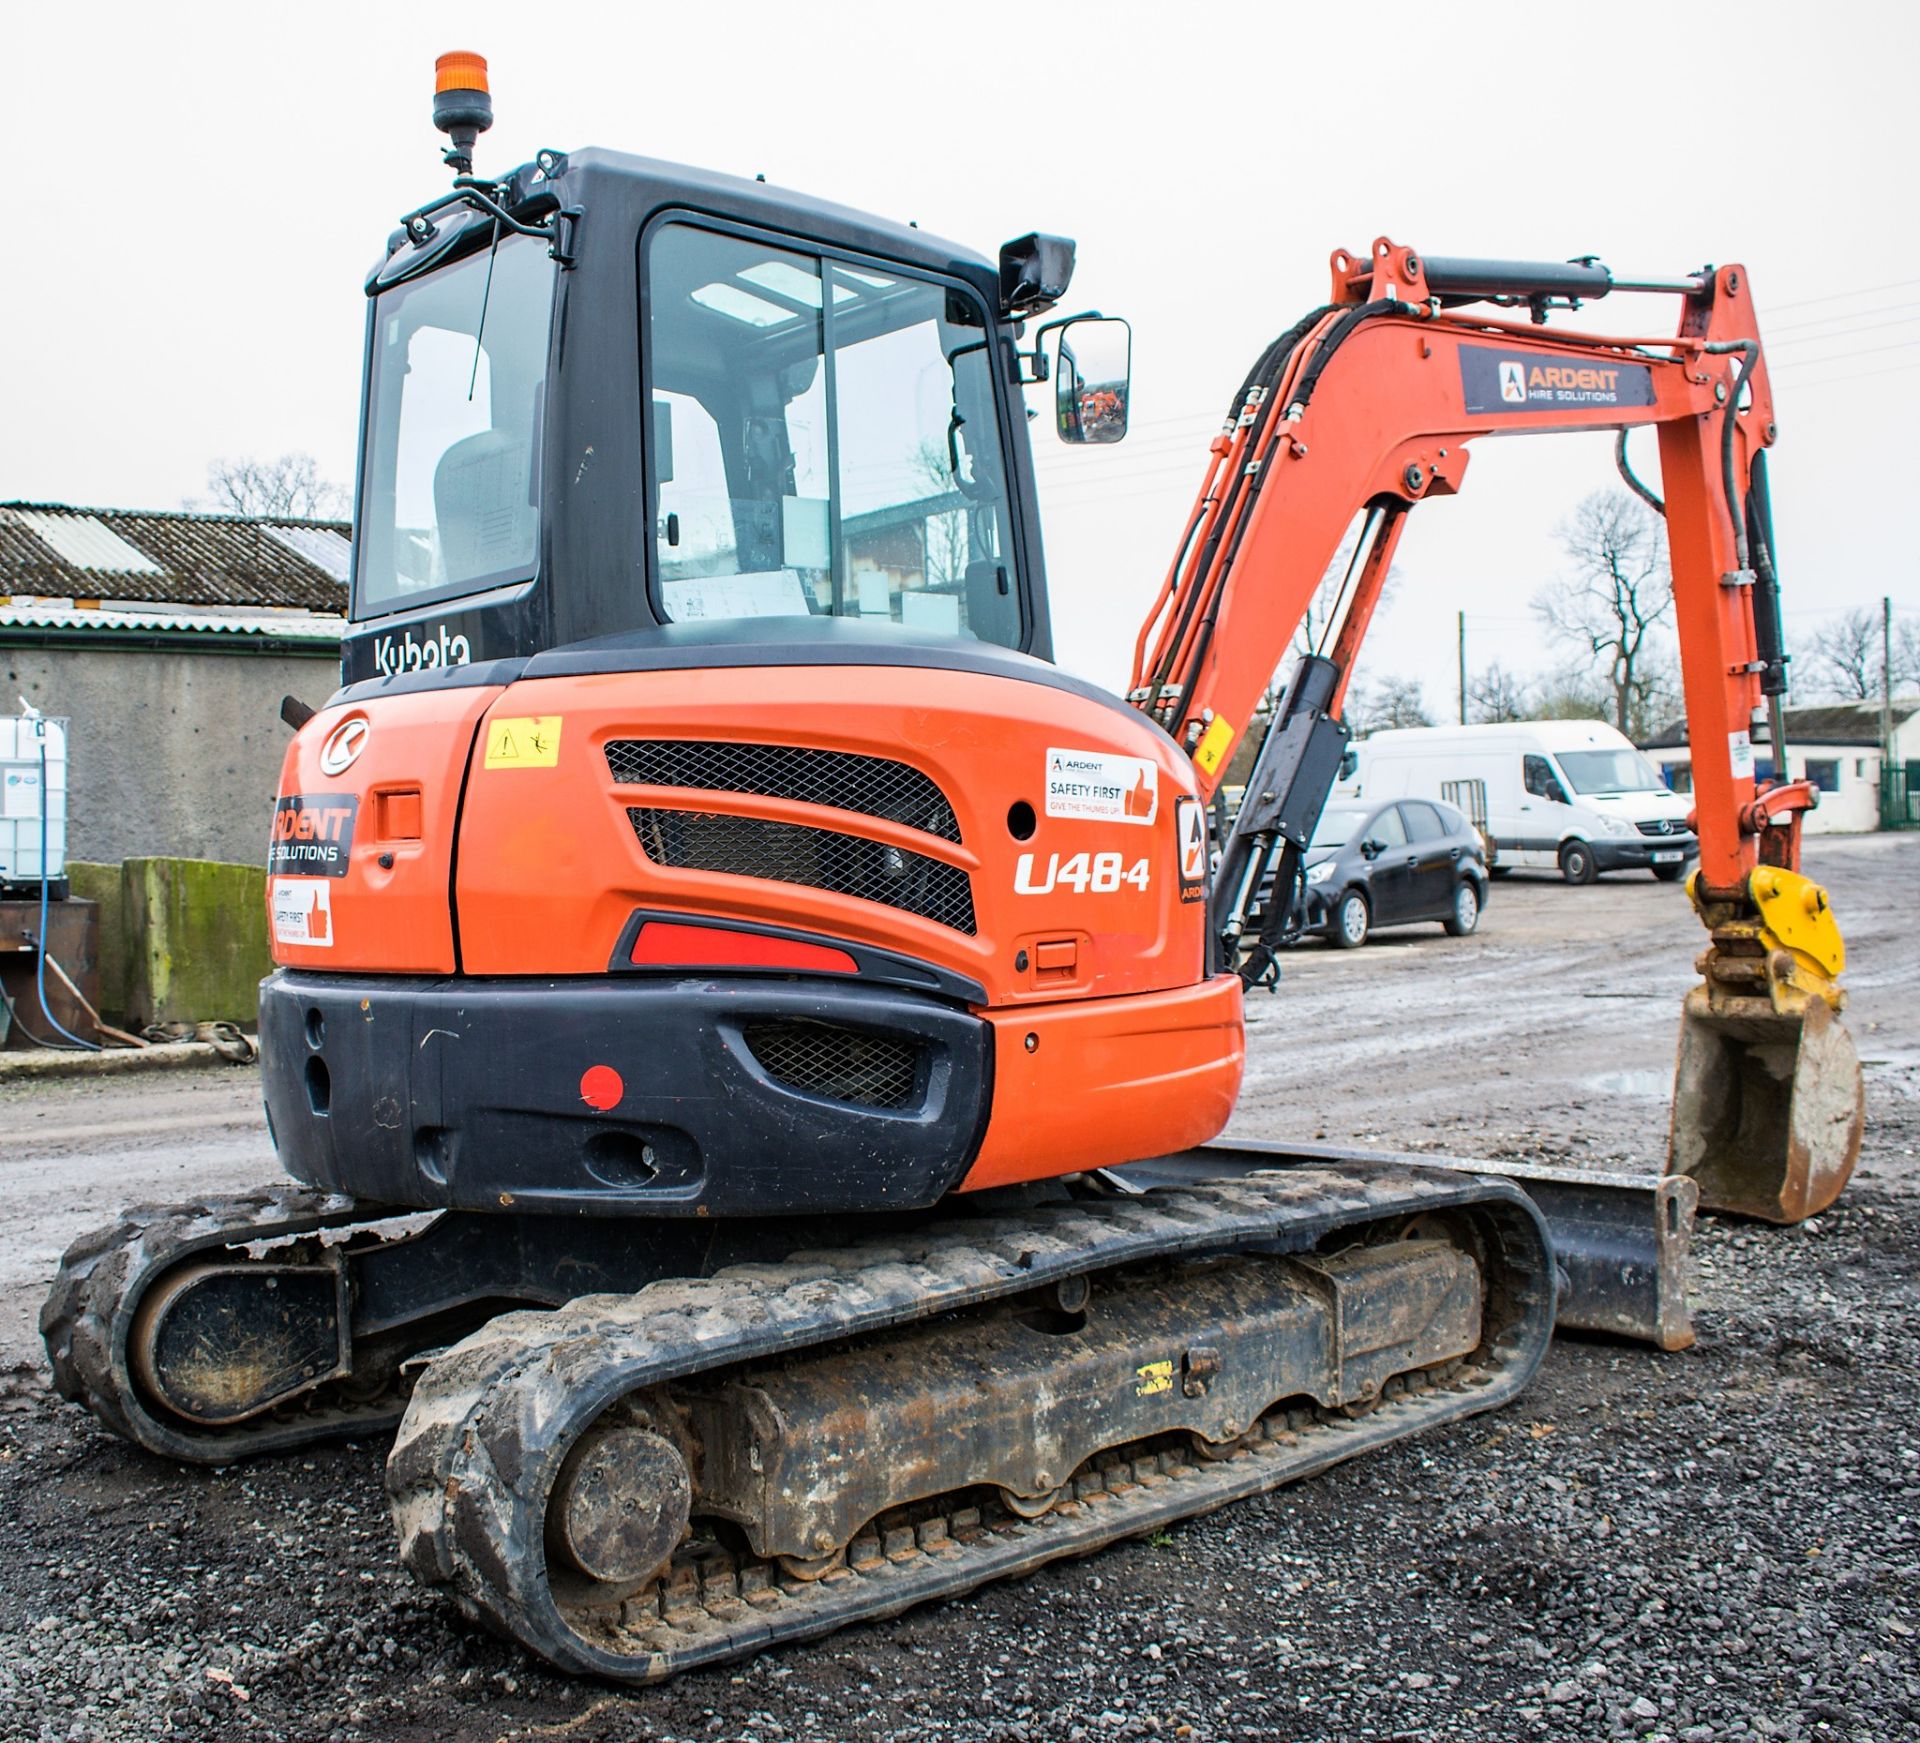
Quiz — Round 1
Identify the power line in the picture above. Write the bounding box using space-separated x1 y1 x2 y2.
1761 273 1920 314
1765 301 1920 339
1772 338 1920 374
1775 359 1920 392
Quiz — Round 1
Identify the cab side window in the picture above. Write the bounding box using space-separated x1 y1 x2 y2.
1370 806 1407 848
1523 754 1570 805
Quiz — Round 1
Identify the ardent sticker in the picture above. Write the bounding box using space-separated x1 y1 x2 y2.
1045 747 1158 825
1176 795 1208 903
1730 730 1756 778
1460 344 1657 415
271 877 334 948
484 715 564 769
269 794 358 877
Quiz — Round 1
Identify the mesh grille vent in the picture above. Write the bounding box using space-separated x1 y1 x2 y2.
742 1020 922 1109
627 809 977 935
606 740 961 843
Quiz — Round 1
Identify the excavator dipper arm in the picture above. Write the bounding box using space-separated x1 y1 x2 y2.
1131 239 1861 1221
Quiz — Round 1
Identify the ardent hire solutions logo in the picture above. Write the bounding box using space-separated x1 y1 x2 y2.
1499 360 1528 404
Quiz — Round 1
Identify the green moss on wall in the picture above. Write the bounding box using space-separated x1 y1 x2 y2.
65 861 128 1021
121 858 272 1027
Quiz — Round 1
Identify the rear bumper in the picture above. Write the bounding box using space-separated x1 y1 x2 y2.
259 970 991 1217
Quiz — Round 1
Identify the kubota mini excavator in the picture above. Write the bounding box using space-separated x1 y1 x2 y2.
45 53 1862 1683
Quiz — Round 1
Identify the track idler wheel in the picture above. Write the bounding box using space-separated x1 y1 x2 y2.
1668 993 1864 1223
544 1406 694 1607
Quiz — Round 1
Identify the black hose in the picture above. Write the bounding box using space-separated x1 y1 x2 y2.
1175 301 1403 720
1614 430 1665 516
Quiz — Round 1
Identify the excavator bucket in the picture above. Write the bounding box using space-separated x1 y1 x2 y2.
1669 993 1864 1224
1665 868 1865 1224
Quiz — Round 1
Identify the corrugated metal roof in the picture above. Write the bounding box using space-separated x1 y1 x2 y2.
1642 697 1920 751
261 523 352 583
0 502 350 613
8 509 164 575
0 603 343 642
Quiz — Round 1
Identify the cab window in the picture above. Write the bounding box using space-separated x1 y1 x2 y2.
644 222 1021 647
1369 806 1407 848
1523 754 1571 805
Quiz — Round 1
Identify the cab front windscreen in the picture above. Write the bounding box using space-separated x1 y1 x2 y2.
354 234 555 616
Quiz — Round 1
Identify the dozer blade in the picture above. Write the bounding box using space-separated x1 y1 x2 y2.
1668 992 1864 1224
1665 866 1865 1224
1120 1140 1697 1352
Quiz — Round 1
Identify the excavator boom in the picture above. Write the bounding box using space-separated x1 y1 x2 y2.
1132 238 1862 1220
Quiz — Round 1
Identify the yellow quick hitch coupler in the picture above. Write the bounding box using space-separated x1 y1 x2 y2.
1666 867 1865 1223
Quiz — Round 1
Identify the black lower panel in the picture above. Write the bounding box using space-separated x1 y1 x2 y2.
259 971 990 1217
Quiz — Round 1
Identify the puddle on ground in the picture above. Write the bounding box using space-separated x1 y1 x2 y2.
1583 1069 1670 1098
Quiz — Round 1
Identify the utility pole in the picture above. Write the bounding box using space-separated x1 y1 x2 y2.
1884 595 1895 827
1457 611 1467 725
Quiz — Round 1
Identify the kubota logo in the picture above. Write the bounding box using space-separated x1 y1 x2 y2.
319 717 369 776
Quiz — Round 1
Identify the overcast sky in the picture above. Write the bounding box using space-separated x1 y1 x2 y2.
3 1 1915 705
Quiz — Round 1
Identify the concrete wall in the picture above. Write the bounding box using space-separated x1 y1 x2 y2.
1648 743 1883 834
67 857 272 1026
2 641 339 865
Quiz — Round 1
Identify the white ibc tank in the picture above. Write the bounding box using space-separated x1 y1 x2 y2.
0 713 69 884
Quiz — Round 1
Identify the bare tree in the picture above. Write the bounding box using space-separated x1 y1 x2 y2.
1347 674 1433 735
1534 489 1672 737
1801 606 1920 701
197 453 350 521
1468 661 1532 724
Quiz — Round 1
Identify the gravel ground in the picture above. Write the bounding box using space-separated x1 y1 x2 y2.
1 834 1915 1743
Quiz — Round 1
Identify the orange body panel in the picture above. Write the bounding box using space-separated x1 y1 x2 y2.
958 974 1244 1191
451 665 1206 1006
269 686 505 973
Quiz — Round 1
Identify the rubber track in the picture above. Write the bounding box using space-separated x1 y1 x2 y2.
389 1164 1555 1681
41 1186 414 1462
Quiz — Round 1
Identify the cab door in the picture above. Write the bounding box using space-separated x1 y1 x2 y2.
1517 753 1575 868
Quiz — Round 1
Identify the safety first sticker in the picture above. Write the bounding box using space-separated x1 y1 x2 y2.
484 716 563 769
1045 747 1158 825
1729 730 1756 779
270 877 334 948
1175 795 1208 904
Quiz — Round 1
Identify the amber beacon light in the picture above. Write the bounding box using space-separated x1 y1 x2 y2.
432 51 493 176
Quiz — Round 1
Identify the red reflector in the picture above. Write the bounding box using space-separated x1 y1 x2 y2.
580 1064 624 1112
630 921 858 975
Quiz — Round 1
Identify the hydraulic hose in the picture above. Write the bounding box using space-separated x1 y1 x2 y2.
1613 430 1665 516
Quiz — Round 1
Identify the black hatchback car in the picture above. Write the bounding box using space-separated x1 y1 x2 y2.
1291 797 1490 948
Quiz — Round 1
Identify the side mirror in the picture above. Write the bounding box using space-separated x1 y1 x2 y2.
1050 316 1131 445
1360 838 1382 861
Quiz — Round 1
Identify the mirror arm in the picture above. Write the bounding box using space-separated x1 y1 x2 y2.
1016 308 1106 386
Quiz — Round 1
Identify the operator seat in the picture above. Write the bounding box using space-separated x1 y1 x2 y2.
433 430 535 585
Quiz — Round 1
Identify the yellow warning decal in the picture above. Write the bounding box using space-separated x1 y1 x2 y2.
484 716 564 769
1193 716 1235 778
1135 1359 1174 1397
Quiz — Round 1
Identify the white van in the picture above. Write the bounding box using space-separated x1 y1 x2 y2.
1338 720 1697 883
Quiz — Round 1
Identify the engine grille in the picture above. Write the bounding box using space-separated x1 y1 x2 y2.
742 1019 922 1109
606 741 961 843
1635 818 1693 838
627 809 977 935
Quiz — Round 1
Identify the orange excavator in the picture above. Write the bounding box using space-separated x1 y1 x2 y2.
45 53 1861 1683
